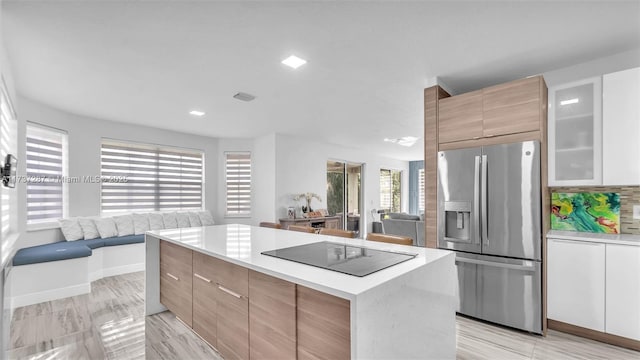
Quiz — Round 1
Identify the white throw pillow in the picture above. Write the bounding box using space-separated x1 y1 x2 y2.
132 213 150 235
162 212 178 229
148 212 165 231
114 215 134 236
78 217 100 240
198 210 215 226
188 212 202 227
95 217 118 238
59 218 84 241
176 212 191 228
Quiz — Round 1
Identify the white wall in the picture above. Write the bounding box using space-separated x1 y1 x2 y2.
216 138 253 225
16 96 219 248
543 49 640 87
251 133 277 225
274 133 409 235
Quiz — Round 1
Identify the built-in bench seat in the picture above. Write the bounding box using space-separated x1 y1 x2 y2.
12 234 145 266
9 210 215 308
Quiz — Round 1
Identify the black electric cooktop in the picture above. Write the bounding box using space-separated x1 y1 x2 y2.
261 241 417 277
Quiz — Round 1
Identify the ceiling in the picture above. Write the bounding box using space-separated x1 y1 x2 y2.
3 1 639 161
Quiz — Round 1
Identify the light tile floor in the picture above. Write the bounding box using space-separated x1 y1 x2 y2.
8 272 640 359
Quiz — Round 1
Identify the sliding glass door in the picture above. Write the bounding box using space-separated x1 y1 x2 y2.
326 160 363 236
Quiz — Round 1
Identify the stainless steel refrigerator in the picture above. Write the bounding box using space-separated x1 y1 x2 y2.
437 140 542 334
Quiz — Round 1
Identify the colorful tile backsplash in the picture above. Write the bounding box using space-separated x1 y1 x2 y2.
550 186 640 235
551 192 620 234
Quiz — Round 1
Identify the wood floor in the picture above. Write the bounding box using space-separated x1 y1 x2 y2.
8 272 640 359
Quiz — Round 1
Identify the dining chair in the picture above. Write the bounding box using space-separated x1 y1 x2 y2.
366 233 413 246
288 225 317 234
318 228 356 238
259 222 282 229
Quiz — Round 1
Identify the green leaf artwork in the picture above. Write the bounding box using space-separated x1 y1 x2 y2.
551 192 620 234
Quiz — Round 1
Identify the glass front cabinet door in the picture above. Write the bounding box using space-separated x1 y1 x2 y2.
548 77 602 186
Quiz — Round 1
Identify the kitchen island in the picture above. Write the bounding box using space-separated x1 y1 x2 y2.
145 224 457 359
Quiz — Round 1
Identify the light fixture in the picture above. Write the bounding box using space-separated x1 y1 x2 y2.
384 136 419 147
560 98 579 106
233 92 256 102
281 55 307 69
189 110 205 116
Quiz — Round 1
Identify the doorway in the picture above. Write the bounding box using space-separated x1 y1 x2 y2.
326 160 363 237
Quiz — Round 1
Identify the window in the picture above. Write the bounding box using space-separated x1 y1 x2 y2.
225 152 251 216
26 123 68 225
100 140 204 214
418 168 425 212
380 169 401 213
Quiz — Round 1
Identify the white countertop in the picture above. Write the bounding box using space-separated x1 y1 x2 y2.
547 230 640 246
147 224 453 300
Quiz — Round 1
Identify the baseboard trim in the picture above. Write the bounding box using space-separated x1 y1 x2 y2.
548 319 640 351
11 283 91 308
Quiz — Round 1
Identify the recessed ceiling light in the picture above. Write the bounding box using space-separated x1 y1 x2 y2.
560 98 579 106
233 92 256 102
282 55 307 69
189 110 205 116
384 136 419 147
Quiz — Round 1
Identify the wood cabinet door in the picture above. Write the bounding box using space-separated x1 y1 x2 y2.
438 90 483 143
249 271 296 360
217 283 249 360
482 76 541 137
159 240 193 326
192 252 219 347
297 285 350 360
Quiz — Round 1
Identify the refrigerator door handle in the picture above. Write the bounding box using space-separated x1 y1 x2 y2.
481 154 488 246
455 257 537 272
474 155 481 244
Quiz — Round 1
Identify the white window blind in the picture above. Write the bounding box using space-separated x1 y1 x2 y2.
225 152 251 216
101 140 203 214
1 78 18 262
418 168 425 212
380 168 401 213
26 123 68 224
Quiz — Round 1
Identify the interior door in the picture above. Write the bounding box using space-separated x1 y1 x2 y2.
437 147 482 253
482 141 541 260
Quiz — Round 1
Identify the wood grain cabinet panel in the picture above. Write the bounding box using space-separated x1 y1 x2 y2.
438 90 483 143
214 255 249 298
217 283 249 360
159 240 193 326
482 77 541 137
297 285 350 360
249 271 296 360
192 252 219 347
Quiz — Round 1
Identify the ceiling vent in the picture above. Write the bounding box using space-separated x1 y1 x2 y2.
233 92 256 102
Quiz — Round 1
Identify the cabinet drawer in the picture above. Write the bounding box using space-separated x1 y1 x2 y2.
438 90 483 143
217 283 249 360
216 257 249 297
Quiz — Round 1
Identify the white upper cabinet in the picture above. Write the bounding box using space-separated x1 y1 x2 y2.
548 67 640 186
548 77 603 186
603 67 640 186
